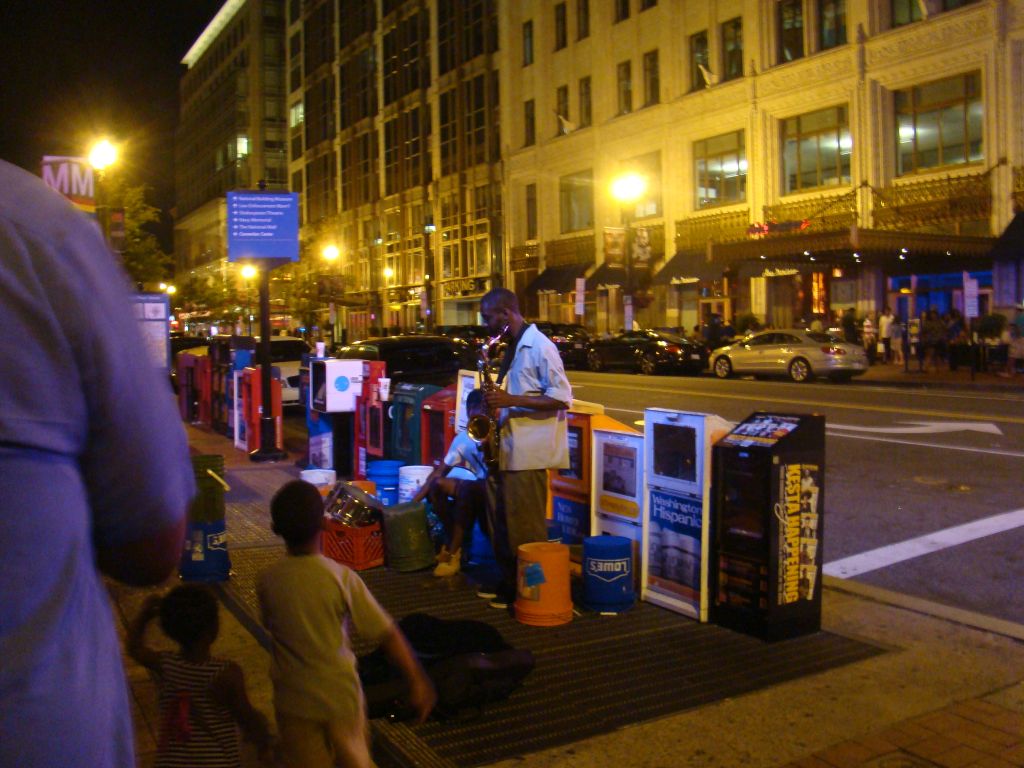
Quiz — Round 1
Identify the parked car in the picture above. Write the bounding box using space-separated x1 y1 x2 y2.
333 334 477 387
709 329 868 383
533 321 592 369
585 329 708 375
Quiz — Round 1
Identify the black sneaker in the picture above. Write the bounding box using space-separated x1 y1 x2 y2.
476 584 499 600
488 589 514 609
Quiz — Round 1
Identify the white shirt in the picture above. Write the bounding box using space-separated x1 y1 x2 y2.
879 313 893 340
498 323 572 471
443 430 487 480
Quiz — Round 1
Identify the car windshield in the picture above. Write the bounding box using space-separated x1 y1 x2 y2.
806 331 842 344
650 331 686 344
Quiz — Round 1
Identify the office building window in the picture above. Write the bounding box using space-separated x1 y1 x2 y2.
526 183 538 240
695 131 746 208
556 85 570 134
577 0 590 39
554 3 567 50
891 0 923 27
643 50 659 106
524 99 536 146
578 76 592 127
896 71 982 175
778 0 804 63
617 60 632 115
615 0 630 23
523 20 534 65
819 0 847 49
690 30 709 91
722 18 743 81
783 105 852 193
559 169 594 233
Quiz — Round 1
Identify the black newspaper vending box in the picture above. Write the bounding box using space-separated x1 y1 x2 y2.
711 412 825 641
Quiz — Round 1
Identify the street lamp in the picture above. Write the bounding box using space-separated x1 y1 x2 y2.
241 264 257 335
610 172 647 330
88 139 119 249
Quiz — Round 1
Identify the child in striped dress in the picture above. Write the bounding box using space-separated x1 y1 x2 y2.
127 585 272 767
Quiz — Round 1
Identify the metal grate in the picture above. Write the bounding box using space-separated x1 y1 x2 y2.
221 549 884 768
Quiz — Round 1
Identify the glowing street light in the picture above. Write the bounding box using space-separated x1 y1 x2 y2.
322 244 339 261
610 172 647 330
88 139 118 171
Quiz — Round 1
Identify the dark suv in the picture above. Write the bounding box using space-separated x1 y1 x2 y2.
533 321 591 369
333 334 477 387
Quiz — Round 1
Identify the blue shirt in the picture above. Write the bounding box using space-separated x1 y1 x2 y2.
0 161 195 767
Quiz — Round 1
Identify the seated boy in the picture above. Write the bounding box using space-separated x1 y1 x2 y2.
258 480 435 768
411 388 490 577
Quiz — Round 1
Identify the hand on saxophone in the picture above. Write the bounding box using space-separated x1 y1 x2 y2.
483 387 515 411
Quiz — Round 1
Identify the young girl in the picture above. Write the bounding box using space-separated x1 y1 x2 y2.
127 585 272 768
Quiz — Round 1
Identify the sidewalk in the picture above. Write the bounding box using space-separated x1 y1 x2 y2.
853 358 1024 392
110 423 1024 768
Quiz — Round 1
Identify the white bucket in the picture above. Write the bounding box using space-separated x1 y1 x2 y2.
300 468 336 495
397 465 433 503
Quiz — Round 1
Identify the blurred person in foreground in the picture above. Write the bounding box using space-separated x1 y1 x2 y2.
0 159 195 767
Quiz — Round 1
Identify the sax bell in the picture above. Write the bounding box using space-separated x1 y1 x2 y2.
467 414 491 442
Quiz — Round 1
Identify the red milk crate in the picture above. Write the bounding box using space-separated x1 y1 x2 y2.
322 519 385 570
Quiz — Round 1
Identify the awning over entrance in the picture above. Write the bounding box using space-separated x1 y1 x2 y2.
988 212 1024 262
524 262 589 293
709 226 995 275
585 262 627 291
653 251 725 285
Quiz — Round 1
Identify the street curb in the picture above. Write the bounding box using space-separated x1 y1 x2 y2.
824 575 1024 643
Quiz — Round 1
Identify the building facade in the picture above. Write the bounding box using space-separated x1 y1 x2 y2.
176 0 1024 340
174 0 289 333
505 0 1024 336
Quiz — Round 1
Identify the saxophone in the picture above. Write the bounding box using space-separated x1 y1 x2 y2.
467 328 507 473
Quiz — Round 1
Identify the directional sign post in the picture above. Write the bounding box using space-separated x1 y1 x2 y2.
227 188 300 463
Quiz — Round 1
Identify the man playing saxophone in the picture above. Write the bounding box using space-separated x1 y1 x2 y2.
476 288 572 609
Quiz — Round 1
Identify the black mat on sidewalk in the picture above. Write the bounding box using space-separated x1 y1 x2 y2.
221 547 885 768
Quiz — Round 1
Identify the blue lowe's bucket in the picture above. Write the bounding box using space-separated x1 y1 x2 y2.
180 519 231 582
366 459 403 506
582 535 635 613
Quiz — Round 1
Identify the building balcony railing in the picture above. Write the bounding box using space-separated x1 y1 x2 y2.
674 209 750 252
543 234 595 267
764 191 857 233
872 170 991 234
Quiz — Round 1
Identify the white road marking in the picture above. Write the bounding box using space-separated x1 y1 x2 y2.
824 508 1024 578
829 421 1002 435
826 431 1024 459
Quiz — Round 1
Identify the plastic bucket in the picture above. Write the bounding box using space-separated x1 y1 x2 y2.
180 519 231 582
514 542 573 627
582 535 635 613
300 468 337 496
397 465 433 503
381 501 436 572
366 460 403 507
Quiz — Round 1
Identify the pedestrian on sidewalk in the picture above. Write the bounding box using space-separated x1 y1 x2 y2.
477 288 572 609
0 160 195 768
127 586 273 767
258 480 435 768
878 306 894 363
410 388 490 578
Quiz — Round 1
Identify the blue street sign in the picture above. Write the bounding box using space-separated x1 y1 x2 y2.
226 191 300 262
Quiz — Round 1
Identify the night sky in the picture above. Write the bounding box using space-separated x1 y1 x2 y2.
0 0 225 247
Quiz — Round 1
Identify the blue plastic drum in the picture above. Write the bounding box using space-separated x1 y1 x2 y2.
582 535 635 613
366 459 403 506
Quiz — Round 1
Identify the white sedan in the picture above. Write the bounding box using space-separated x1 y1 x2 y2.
710 329 868 383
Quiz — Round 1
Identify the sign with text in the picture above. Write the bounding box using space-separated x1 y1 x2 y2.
962 271 979 319
41 156 95 213
227 191 299 262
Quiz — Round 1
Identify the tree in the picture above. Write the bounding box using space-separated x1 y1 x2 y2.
101 177 172 287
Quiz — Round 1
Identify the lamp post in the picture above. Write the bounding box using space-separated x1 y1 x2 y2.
423 218 436 332
240 264 257 335
88 139 118 249
610 172 647 331
321 245 339 344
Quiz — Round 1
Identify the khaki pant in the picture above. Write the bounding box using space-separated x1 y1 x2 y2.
485 469 548 590
277 704 371 768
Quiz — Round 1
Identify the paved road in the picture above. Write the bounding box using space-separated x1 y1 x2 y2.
565 370 1024 626
284 372 1024 625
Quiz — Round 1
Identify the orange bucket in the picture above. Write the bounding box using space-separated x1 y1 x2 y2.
514 542 573 627
349 479 377 495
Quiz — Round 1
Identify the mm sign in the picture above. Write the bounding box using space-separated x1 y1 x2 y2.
41 156 95 213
